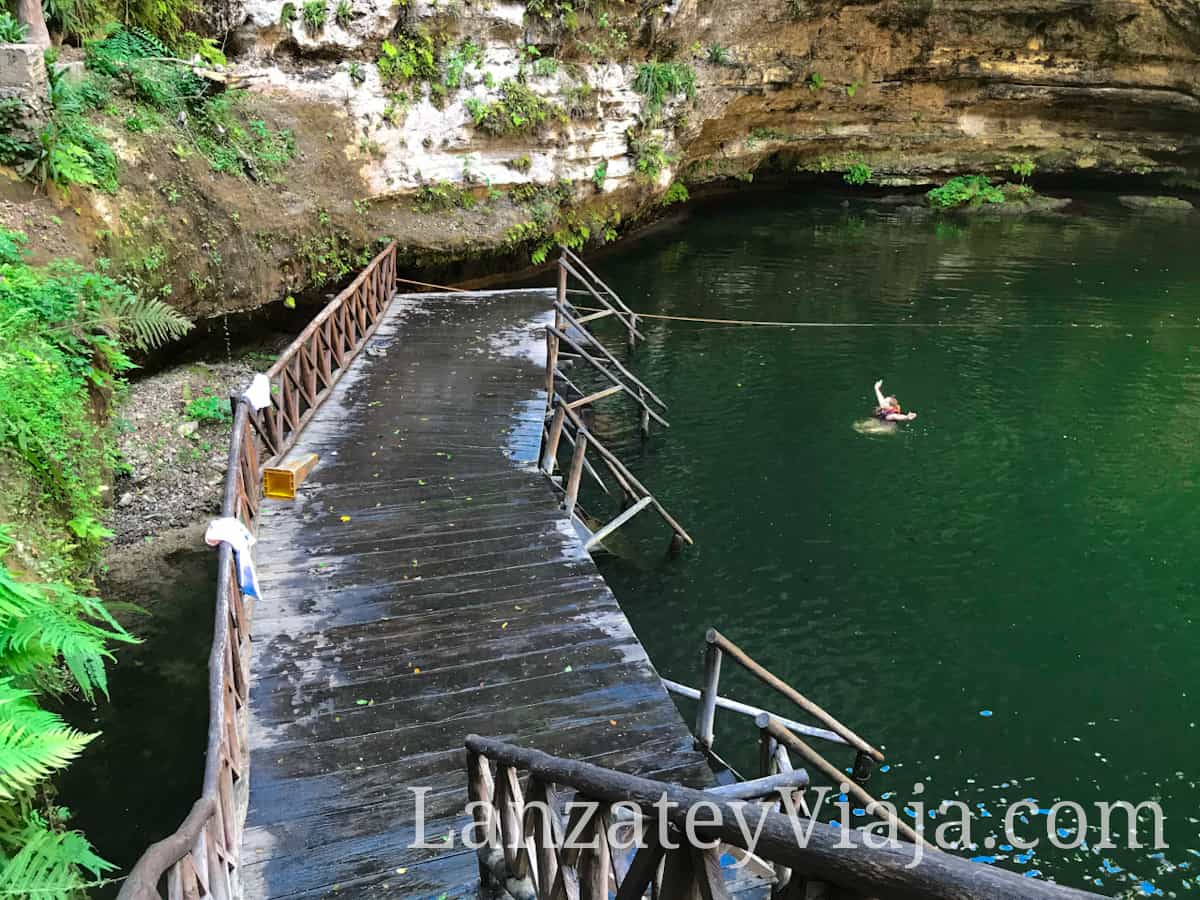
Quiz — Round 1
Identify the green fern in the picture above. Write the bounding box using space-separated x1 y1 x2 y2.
0 681 95 801
106 295 194 350
0 806 112 896
0 566 136 702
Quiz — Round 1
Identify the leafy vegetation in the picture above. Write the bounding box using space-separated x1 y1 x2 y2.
0 11 29 42
184 396 231 424
334 0 352 26
626 130 671 181
464 80 564 136
661 181 689 205
73 27 295 184
301 0 326 33
0 228 180 894
706 43 731 65
377 28 439 89
926 175 1006 208
843 162 872 185
35 60 117 193
591 159 606 190
442 39 484 89
1011 156 1035 183
806 72 825 91
412 180 476 213
632 61 696 118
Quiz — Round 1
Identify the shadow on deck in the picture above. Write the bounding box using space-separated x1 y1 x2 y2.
241 290 710 899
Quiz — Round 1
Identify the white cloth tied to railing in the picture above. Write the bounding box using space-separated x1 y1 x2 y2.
242 373 272 411
204 517 261 599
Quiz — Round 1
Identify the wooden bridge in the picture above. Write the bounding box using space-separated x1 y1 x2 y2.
119 245 1105 900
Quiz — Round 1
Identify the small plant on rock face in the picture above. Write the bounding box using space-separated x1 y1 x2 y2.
347 61 365 84
280 2 297 27
592 159 607 190
807 72 825 91
706 43 731 65
335 0 352 25
661 181 689 205
846 80 862 98
1011 156 1035 183
844 162 872 185
302 1 326 32
632 61 696 118
926 174 1005 208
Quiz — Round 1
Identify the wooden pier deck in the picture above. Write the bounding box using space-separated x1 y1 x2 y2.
240 289 711 899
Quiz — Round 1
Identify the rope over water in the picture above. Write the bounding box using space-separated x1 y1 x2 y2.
398 281 1200 330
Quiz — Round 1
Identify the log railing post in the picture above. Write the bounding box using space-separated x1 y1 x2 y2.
695 630 722 750
542 404 565 474
564 431 588 518
467 751 498 883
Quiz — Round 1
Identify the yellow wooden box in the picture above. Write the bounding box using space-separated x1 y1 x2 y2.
263 452 319 499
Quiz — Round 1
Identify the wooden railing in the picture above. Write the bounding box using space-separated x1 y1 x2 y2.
465 736 1104 900
117 241 400 900
541 251 692 551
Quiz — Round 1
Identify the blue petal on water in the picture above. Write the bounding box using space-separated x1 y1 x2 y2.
838 793 848 802
1056 828 1074 839
1101 859 1123 874
903 807 916 819
879 764 891 773
979 808 993 818
1138 880 1161 896
1148 852 1165 860
927 810 937 819
979 710 994 717
1093 879 1103 887
852 808 866 817
830 820 841 828
999 844 1014 852
1023 869 1042 879
970 856 997 864
1014 851 1035 864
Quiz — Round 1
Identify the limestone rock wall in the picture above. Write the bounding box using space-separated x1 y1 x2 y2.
65 0 1200 319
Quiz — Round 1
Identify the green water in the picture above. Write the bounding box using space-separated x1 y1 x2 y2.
579 194 1200 896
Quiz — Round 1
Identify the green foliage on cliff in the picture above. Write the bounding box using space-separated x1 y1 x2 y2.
626 130 672 182
632 61 696 118
464 80 565 136
927 175 1006 208
661 181 689 205
843 162 872 185
378 29 439 85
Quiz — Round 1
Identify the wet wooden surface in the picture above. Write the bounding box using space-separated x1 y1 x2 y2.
241 290 712 899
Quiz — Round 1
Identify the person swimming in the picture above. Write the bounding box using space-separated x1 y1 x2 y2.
873 379 917 422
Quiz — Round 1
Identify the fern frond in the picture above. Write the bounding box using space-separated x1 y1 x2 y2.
110 295 193 351
0 569 137 701
0 807 112 896
0 682 95 801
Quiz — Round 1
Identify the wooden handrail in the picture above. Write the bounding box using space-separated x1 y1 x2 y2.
464 735 1103 900
118 242 400 900
707 628 884 762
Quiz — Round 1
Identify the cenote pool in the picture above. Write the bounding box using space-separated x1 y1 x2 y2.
571 193 1200 895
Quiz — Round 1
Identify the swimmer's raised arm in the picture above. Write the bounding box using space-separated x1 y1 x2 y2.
874 379 887 407
885 411 917 422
